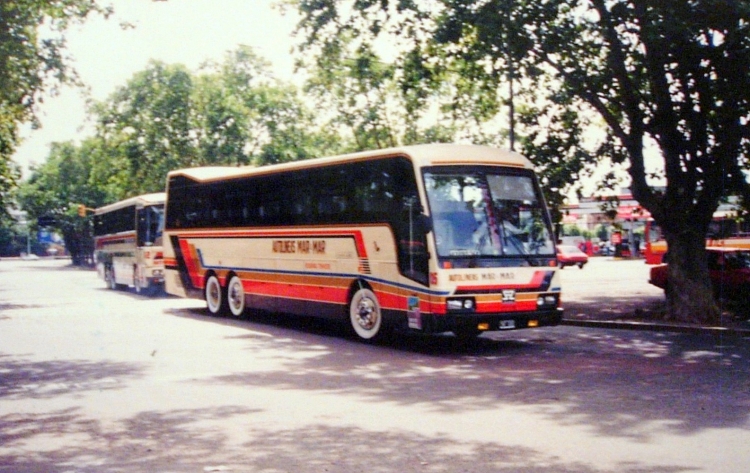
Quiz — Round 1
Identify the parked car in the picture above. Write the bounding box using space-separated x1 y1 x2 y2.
649 247 750 311
557 245 589 269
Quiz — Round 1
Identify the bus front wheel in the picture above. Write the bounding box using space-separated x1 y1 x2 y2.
106 266 122 290
349 287 384 341
226 274 245 317
105 266 116 290
205 274 227 316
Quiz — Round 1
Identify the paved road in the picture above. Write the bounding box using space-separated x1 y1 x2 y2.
1 258 749 472
558 256 665 320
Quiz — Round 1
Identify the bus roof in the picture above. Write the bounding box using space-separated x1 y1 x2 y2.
167 144 532 183
95 192 166 215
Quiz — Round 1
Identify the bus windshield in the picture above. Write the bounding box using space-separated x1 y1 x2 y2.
425 168 555 259
137 205 165 247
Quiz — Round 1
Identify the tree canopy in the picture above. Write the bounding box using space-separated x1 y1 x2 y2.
17 140 105 264
288 0 750 323
0 0 110 214
18 46 342 259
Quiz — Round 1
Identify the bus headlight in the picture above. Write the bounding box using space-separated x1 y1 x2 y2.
537 294 558 308
447 297 476 312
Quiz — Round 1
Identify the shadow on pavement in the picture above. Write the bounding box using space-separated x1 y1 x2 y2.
0 410 693 473
162 306 750 441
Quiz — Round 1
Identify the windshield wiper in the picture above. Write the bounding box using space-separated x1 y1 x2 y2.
499 221 537 266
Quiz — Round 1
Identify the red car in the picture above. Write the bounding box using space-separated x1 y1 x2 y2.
557 245 589 269
649 247 750 307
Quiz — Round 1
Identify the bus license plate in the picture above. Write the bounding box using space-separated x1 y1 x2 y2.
499 320 515 330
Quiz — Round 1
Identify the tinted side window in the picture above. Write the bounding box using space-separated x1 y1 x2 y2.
94 206 136 236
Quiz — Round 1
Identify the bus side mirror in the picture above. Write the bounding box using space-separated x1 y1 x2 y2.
416 214 432 235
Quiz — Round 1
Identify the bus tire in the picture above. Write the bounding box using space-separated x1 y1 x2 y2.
106 265 124 290
135 278 157 297
205 273 227 316
105 266 117 290
133 265 143 294
348 286 384 341
226 274 245 317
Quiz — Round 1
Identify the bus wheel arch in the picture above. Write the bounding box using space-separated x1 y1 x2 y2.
226 272 246 317
347 281 385 341
204 271 227 316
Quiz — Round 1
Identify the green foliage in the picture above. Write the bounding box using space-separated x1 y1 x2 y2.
562 224 581 237
90 46 338 184
200 45 341 165
292 1 465 150
290 0 595 199
524 1 750 230
0 214 27 256
92 61 196 195
517 84 595 223
301 37 401 150
0 0 110 213
19 45 341 263
595 224 609 242
18 140 108 264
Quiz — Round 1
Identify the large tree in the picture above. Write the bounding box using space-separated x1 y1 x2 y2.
0 0 110 214
91 47 340 190
92 61 196 195
18 140 110 265
290 0 750 323
213 46 342 164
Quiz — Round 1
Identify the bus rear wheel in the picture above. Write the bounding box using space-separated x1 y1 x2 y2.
133 265 145 294
205 274 227 316
349 287 384 341
226 274 245 317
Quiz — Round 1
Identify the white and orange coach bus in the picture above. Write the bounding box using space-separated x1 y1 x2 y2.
94 193 166 295
163 144 562 340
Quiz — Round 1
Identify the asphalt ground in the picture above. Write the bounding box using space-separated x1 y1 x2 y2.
559 256 750 338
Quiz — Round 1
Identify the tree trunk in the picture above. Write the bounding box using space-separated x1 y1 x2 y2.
62 229 94 267
663 230 720 325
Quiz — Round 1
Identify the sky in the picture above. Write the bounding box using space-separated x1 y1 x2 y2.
13 0 301 176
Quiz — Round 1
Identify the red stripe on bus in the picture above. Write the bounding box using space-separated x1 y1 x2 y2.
242 278 350 304
95 233 137 249
178 239 203 288
479 300 538 313
228 274 431 314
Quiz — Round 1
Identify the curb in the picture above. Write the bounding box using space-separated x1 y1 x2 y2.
561 318 750 337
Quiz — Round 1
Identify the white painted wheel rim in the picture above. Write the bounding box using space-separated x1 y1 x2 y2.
227 276 245 317
205 276 223 314
350 288 382 340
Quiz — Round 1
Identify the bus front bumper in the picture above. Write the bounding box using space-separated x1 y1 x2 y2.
416 308 563 334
